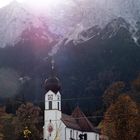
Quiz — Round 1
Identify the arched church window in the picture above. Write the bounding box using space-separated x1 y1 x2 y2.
76 131 78 140
58 102 59 110
70 130 72 138
49 101 52 110
57 95 60 100
95 134 98 140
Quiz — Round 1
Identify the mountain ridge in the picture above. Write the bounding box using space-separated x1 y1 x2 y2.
0 0 140 48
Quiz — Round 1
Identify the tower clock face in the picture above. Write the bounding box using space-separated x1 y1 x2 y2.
48 95 53 100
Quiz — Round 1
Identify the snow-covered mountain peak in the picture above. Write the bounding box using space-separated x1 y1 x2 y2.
99 17 131 40
0 1 54 48
106 17 129 29
0 0 140 48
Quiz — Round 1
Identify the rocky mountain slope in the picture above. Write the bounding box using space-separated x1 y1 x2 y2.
0 0 140 49
0 1 57 48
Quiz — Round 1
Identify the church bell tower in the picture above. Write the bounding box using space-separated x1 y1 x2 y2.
43 60 61 140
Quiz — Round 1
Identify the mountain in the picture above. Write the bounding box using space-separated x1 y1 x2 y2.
0 1 57 48
53 17 138 55
0 0 140 116
0 0 140 49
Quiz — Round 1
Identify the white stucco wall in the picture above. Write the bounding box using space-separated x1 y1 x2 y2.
44 91 62 140
45 91 61 110
60 123 99 140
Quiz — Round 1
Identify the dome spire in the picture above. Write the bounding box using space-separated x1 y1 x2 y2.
44 58 61 93
51 58 55 71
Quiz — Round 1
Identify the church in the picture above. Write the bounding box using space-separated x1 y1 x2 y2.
43 62 100 140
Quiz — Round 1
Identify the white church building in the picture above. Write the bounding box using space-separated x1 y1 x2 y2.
43 63 100 140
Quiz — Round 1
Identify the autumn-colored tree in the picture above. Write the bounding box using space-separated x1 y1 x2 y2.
0 107 6 140
130 74 140 103
13 102 42 140
129 74 140 139
0 107 15 140
103 81 125 107
2 117 16 140
134 104 140 140
132 74 140 91
102 95 140 140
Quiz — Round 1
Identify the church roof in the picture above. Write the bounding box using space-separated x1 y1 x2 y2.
62 114 81 130
62 106 97 132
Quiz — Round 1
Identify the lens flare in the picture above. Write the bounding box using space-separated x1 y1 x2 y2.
17 0 68 9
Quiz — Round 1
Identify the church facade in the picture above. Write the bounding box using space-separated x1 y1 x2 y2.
43 69 99 140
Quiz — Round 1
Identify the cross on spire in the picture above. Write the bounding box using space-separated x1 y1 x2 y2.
51 58 55 71
50 57 56 77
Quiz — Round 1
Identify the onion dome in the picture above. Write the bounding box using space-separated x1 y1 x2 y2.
44 76 61 94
